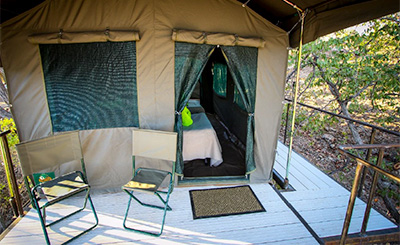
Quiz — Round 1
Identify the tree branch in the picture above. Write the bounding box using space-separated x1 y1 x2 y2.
312 59 342 103
298 71 316 98
381 17 400 25
347 81 376 101
377 181 400 224
286 68 297 83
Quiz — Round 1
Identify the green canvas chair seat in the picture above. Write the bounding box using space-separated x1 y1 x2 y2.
16 131 98 245
39 171 89 205
122 128 177 237
123 168 170 193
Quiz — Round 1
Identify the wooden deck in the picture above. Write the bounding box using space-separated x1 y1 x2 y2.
1 184 319 244
274 141 398 239
0 141 397 244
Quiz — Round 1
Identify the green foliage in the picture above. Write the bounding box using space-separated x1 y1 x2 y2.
0 118 21 229
0 118 19 149
288 13 400 129
0 183 9 203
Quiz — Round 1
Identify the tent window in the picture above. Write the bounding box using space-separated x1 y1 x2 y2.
40 41 139 132
212 62 227 98
233 86 246 110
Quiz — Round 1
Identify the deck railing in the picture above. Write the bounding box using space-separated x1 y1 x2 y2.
0 130 24 217
338 144 400 245
283 98 400 195
282 99 400 243
283 99 400 145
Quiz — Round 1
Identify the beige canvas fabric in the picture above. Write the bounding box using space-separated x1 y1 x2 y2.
172 30 266 48
16 131 82 176
28 30 140 44
132 129 177 162
1 0 288 188
289 0 399 47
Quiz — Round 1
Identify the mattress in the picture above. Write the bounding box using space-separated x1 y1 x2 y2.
182 112 223 167
187 99 205 114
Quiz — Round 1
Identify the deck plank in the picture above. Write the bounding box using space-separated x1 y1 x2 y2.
275 141 397 239
276 142 339 189
1 141 397 244
0 184 319 244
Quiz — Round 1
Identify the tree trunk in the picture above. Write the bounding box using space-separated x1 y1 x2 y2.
378 182 400 224
338 101 364 145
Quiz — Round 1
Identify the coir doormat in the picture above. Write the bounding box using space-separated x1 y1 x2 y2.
189 185 266 219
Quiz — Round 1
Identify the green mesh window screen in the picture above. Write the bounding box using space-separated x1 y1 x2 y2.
221 45 258 174
174 42 215 174
40 42 139 132
234 86 246 110
212 62 227 97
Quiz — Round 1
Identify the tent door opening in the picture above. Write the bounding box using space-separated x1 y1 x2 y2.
182 47 248 179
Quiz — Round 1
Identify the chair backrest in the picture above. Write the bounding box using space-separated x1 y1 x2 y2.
16 131 83 177
132 129 177 162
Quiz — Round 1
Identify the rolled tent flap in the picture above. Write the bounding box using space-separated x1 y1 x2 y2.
28 30 140 44
172 30 265 48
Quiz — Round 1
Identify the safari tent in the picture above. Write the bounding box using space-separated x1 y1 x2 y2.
0 0 398 189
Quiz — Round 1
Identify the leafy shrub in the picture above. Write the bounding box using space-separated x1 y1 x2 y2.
0 118 20 232
0 118 19 148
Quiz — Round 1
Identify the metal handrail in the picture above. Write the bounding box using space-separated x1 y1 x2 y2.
338 144 400 245
283 98 400 138
283 99 400 196
340 143 400 150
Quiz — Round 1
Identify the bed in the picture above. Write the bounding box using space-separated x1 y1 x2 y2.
183 101 223 167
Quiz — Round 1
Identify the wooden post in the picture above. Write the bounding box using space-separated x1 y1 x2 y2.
0 130 24 217
360 148 384 234
340 161 364 245
357 128 377 197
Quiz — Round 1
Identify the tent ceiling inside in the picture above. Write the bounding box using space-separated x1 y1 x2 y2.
0 0 399 47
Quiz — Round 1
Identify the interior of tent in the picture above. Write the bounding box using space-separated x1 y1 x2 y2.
183 47 247 178
174 37 260 182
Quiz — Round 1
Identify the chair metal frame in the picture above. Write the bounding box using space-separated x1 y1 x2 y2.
122 129 177 237
17 132 98 244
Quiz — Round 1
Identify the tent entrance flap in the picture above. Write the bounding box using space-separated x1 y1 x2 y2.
174 43 257 179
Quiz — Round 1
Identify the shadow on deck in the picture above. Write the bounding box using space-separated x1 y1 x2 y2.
0 141 398 244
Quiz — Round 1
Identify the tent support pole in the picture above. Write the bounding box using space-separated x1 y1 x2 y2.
284 8 305 189
281 0 304 12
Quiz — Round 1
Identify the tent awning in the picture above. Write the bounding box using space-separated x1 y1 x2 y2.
1 0 399 47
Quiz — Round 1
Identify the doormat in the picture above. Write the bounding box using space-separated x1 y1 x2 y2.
189 185 265 219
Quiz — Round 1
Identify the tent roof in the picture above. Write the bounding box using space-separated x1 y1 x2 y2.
0 0 399 47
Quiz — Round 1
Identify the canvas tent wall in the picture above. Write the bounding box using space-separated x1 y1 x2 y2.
0 0 288 189
2 0 399 48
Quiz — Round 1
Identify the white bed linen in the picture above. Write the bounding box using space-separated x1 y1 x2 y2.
183 113 223 167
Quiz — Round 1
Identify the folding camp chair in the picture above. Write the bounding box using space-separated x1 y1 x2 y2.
122 128 177 237
16 131 98 244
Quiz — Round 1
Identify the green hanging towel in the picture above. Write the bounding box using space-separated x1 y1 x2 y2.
182 106 193 126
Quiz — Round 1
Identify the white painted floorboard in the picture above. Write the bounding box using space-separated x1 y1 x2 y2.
275 141 397 238
1 184 318 245
1 141 397 244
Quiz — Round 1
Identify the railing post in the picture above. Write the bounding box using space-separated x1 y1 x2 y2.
360 148 384 235
283 102 291 145
365 129 376 161
357 128 377 197
339 144 400 244
340 161 364 245
0 130 24 217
